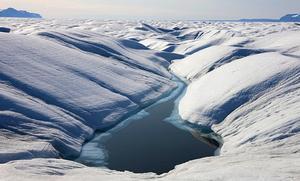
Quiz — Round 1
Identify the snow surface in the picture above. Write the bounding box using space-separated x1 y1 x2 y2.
177 52 300 125
249 31 300 57
170 45 263 80
0 28 176 162
0 19 299 180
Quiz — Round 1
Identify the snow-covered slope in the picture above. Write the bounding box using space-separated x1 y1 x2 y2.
168 22 300 180
177 52 300 125
249 31 300 57
0 19 299 180
0 32 176 162
170 45 263 80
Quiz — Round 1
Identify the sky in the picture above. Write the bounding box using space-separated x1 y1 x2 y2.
0 0 299 20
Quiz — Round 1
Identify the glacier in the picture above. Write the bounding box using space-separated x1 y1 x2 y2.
0 19 299 180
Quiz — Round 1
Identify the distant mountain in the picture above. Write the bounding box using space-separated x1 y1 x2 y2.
239 13 300 22
0 8 42 18
280 14 300 22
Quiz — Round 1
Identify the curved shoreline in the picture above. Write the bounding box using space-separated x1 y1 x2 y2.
74 75 221 173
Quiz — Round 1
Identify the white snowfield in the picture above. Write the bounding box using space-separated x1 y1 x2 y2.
0 19 300 180
177 52 300 125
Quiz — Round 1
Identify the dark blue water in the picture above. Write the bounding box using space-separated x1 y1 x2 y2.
76 79 218 174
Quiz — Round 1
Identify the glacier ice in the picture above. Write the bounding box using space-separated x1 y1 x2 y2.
0 19 299 180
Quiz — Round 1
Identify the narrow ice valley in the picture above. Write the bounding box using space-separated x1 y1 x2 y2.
0 18 299 180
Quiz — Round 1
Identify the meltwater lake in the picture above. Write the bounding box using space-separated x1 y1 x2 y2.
76 78 218 174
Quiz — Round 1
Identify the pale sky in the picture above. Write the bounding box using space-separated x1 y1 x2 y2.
0 0 299 20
